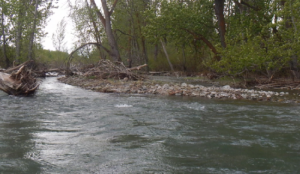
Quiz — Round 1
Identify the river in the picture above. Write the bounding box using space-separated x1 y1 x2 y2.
0 77 300 174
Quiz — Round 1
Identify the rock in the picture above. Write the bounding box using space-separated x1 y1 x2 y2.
162 84 169 89
222 85 231 90
241 94 248 99
169 90 176 95
220 92 229 97
189 84 195 88
58 76 295 104
191 92 199 96
278 99 284 102
175 91 182 96
200 92 207 97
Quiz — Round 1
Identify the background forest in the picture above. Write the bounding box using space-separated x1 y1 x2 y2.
1 0 300 80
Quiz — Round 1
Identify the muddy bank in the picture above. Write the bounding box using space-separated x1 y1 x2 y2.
58 76 300 104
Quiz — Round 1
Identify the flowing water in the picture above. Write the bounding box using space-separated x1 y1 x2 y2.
0 77 300 174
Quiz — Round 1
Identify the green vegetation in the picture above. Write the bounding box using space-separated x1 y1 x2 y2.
1 0 300 80
0 0 55 68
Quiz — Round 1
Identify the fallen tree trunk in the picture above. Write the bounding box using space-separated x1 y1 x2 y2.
128 64 147 71
0 61 39 96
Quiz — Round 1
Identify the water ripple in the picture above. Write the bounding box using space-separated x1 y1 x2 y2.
1 78 300 173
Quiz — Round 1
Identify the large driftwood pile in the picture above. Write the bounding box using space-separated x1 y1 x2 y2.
0 61 39 96
82 60 147 80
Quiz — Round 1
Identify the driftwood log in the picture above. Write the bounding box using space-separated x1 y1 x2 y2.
0 61 39 96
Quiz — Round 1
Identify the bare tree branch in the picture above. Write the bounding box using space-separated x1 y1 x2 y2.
69 42 112 60
183 29 219 58
109 0 119 16
90 0 106 28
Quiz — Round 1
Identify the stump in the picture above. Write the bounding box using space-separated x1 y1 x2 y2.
0 61 39 96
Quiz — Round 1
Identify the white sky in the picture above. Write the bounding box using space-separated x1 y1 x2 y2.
42 1 74 52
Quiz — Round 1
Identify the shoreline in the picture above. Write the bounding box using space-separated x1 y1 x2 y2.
58 76 300 104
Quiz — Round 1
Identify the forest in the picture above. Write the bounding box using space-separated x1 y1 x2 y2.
1 0 300 81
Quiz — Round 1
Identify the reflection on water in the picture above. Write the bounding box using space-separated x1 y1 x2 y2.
1 77 300 173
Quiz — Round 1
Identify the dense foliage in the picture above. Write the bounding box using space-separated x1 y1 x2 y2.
1 0 300 80
0 0 56 68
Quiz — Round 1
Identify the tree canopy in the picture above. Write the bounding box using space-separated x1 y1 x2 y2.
0 0 56 68
1 0 300 80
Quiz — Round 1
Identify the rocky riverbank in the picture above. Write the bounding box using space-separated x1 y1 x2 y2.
58 76 300 104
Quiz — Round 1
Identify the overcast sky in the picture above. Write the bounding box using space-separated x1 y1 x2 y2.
42 1 74 52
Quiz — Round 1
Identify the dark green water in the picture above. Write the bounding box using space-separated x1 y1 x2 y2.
1 77 300 174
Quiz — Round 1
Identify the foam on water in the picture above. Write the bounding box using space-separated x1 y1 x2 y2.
114 104 133 108
183 102 206 111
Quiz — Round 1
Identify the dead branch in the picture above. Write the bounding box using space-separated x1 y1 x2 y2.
128 64 147 71
82 60 145 80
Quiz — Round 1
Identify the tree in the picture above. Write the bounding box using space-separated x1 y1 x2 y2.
52 17 67 52
0 0 9 67
66 0 300 79
14 0 27 62
215 0 226 48
143 0 217 69
90 0 121 61
28 0 40 60
0 0 56 67
68 0 118 61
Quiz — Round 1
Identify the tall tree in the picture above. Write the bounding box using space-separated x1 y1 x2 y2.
0 0 56 66
28 0 40 60
0 0 9 67
215 0 226 48
14 0 26 62
52 17 67 52
90 0 121 61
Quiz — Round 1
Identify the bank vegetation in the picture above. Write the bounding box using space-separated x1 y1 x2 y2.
1 0 300 89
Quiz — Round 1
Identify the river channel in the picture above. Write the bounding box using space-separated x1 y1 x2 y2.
0 77 300 173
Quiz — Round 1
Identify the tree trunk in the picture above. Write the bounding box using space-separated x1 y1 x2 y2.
1 2 9 68
215 0 226 48
127 19 132 68
160 39 174 72
141 38 149 71
85 0 104 57
90 0 121 62
185 29 220 60
15 20 22 62
154 43 159 61
28 0 39 60
182 44 186 71
101 0 121 61
15 1 25 62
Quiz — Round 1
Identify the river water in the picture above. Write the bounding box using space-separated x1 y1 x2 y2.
0 77 300 174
